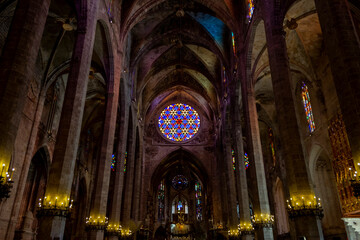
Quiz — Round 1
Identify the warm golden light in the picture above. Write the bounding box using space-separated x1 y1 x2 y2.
286 194 321 209
85 215 109 225
238 222 254 231
38 194 73 210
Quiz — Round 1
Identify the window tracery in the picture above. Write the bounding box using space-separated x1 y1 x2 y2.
158 103 200 142
172 175 189 191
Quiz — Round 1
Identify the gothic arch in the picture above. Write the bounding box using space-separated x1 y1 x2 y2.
273 177 290 235
308 144 346 238
15 147 49 238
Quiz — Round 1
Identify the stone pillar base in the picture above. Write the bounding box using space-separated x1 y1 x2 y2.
87 230 105 240
291 216 323 240
15 211 36 240
254 227 274 240
37 215 66 240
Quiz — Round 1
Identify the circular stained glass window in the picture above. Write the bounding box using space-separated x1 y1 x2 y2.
158 103 200 142
172 175 189 191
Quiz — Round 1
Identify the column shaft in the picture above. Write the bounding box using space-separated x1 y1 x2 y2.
88 63 120 240
233 108 253 240
37 1 99 239
122 113 137 223
264 13 321 237
242 90 274 240
108 83 128 240
224 135 240 228
132 136 143 221
0 0 51 174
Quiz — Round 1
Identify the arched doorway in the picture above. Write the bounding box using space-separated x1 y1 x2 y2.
273 177 290 238
15 148 48 239
313 152 346 239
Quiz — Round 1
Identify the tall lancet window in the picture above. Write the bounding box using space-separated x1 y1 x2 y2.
244 152 249 169
195 181 202 221
124 151 127 172
158 180 165 221
107 0 114 23
247 0 254 21
111 154 116 172
301 82 316 133
269 128 276 166
232 149 236 171
231 32 236 55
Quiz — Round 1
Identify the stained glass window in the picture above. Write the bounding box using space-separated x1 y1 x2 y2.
231 32 236 55
247 0 254 21
107 0 114 23
244 152 249 169
269 128 276 166
158 181 165 221
223 67 227 83
177 200 183 212
237 202 240 220
301 82 315 133
111 154 116 172
233 150 249 170
195 181 202 221
232 149 236 171
158 103 200 142
172 175 189 191
124 151 127 172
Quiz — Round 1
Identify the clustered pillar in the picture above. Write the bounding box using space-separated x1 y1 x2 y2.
37 1 100 239
264 15 323 238
86 56 120 239
233 106 253 240
0 0 51 194
243 89 274 240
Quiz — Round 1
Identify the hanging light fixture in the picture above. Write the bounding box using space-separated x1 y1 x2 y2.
0 164 14 201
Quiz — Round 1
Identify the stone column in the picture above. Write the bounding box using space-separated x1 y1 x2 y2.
233 106 253 240
108 91 129 240
314 0 360 167
87 55 120 240
264 13 322 238
224 110 239 229
122 108 137 223
0 0 50 181
37 1 99 239
131 127 143 221
242 88 274 240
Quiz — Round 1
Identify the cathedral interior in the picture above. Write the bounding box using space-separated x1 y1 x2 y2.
1 0 360 239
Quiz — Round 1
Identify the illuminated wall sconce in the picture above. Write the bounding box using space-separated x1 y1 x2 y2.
238 222 254 236
106 223 122 236
251 213 275 229
120 229 133 239
228 229 240 240
37 195 73 218
0 164 15 201
286 195 323 219
85 215 109 231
